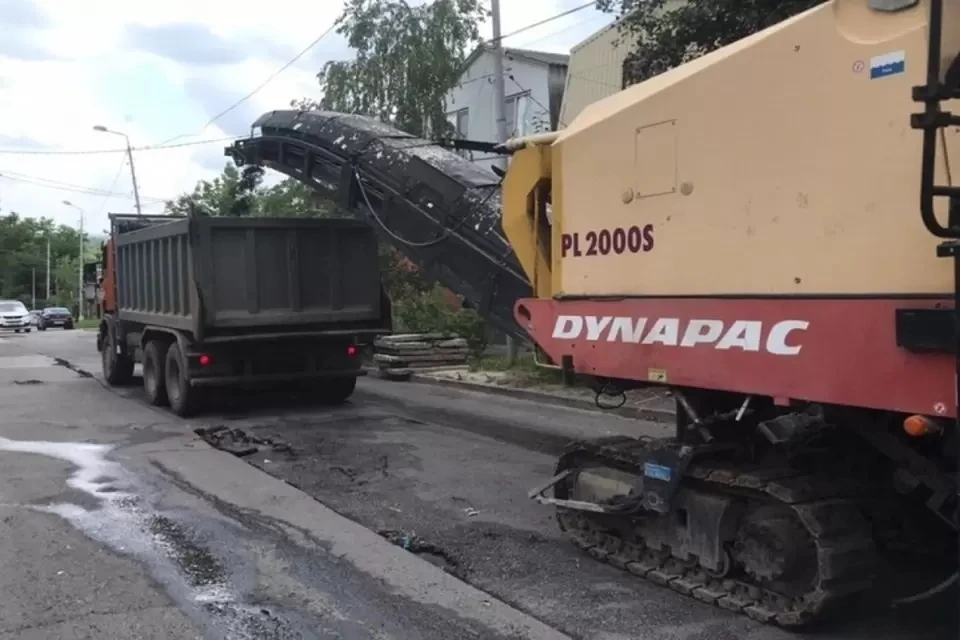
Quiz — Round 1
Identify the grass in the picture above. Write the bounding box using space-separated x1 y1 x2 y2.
76 317 99 330
468 350 564 385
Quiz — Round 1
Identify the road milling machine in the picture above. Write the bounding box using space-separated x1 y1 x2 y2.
512 0 960 627
227 0 958 628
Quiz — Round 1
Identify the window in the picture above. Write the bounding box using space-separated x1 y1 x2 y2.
456 108 469 139
447 108 471 158
447 107 469 139
504 91 531 137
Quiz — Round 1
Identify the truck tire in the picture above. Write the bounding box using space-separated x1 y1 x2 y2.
164 341 200 417
142 340 169 406
102 326 134 386
317 376 357 404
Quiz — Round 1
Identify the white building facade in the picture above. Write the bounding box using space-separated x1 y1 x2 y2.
444 46 568 173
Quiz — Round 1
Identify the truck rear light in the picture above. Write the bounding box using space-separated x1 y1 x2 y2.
199 354 212 366
346 345 357 356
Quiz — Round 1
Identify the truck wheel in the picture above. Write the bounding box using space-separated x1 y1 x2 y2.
102 327 134 386
142 340 169 406
164 342 200 417
317 376 357 404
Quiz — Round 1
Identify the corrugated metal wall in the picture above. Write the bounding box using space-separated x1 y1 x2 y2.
558 1 686 127
558 20 633 126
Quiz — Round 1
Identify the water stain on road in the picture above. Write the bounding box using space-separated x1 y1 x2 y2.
0 436 317 639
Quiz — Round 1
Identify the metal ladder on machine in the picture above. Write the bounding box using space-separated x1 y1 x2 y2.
910 0 960 530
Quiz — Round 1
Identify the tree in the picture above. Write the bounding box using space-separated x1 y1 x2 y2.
258 179 340 218
0 212 91 307
597 0 826 86
164 161 265 217
294 0 488 138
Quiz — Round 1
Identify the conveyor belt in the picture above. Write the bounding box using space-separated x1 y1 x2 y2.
225 110 532 343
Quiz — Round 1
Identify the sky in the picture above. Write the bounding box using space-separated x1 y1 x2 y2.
0 0 614 237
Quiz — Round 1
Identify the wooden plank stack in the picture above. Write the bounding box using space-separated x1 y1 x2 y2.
373 333 469 380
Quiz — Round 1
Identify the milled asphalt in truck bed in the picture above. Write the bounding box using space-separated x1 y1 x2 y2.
23 329 958 640
0 330 566 640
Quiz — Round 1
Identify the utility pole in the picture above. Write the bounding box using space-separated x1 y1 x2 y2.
45 238 50 303
31 267 36 310
62 200 85 320
490 0 517 365
126 140 143 216
93 125 142 215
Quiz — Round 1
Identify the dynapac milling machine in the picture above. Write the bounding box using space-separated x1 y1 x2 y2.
507 0 959 628
225 0 959 629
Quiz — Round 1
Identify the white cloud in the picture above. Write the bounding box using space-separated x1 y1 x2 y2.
0 0 612 235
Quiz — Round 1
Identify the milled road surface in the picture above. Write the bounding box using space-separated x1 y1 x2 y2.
0 329 564 640
24 329 959 640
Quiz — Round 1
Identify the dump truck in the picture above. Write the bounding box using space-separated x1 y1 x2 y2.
96 213 391 416
225 0 958 628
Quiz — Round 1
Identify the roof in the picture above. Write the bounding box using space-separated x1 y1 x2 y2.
456 44 569 78
569 14 629 54
503 47 570 67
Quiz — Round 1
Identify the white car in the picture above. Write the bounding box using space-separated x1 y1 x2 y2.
0 300 32 333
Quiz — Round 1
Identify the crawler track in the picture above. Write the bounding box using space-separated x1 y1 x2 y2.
552 436 878 628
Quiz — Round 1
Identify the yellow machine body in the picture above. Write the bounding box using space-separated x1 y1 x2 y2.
503 0 960 299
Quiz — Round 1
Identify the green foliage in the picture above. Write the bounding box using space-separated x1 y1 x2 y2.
257 179 341 218
393 282 488 358
597 0 826 85
0 212 93 308
164 161 266 216
294 0 488 138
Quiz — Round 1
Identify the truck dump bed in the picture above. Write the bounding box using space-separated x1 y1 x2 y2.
111 214 385 340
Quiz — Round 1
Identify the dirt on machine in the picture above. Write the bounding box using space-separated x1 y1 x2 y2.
95 213 391 416
223 0 958 629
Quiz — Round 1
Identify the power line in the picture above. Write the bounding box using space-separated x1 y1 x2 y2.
0 136 240 157
90 157 129 220
513 8 610 48
492 1 598 43
158 21 340 146
0 170 168 203
205 22 338 130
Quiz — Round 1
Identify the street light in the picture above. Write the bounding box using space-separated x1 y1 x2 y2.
62 199 84 321
93 125 142 215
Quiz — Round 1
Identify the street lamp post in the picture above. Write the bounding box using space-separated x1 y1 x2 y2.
62 200 84 321
93 125 142 216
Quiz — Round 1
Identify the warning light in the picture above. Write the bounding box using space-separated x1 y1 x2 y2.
904 414 940 437
346 345 357 356
199 354 212 366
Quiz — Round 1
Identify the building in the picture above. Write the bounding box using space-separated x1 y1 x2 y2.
558 2 684 126
445 46 569 172
558 16 636 126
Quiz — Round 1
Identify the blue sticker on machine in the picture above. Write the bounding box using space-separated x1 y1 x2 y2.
644 462 673 482
870 51 905 79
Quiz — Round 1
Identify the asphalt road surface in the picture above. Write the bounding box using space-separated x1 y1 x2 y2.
15 329 960 640
0 329 564 640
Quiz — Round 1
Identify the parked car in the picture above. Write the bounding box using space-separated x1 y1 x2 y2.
0 300 32 333
37 307 74 330
28 310 41 326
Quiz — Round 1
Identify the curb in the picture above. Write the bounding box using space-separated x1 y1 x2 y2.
367 368 676 424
